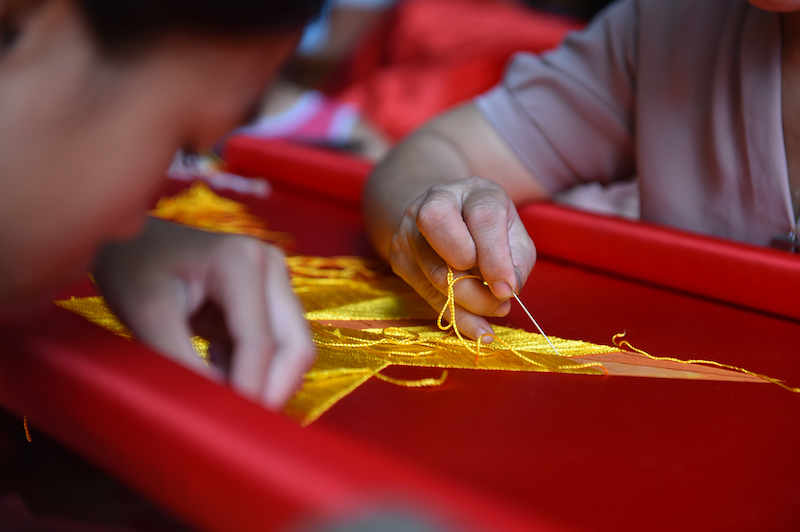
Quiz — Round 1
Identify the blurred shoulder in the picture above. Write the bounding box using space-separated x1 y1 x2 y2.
633 0 753 34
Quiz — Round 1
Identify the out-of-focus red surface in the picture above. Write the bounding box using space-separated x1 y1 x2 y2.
227 135 800 321
227 137 800 531
523 203 800 322
1 138 799 532
0 304 557 532
336 0 584 140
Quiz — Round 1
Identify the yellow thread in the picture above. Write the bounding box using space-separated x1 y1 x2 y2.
374 370 449 388
436 268 483 354
287 255 381 281
57 185 800 426
23 416 31 442
149 181 293 247
435 266 609 375
55 177 800 424
612 332 800 392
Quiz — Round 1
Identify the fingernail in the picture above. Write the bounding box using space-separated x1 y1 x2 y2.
491 281 513 299
475 326 494 344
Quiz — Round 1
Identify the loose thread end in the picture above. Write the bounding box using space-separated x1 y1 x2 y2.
611 331 800 393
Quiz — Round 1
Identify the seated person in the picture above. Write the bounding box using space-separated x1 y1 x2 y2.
364 0 800 340
0 0 324 409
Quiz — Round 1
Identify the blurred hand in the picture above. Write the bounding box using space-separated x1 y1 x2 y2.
92 218 315 409
389 176 536 341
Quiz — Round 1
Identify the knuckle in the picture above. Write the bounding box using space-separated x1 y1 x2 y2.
428 265 450 292
465 201 503 228
465 175 492 189
250 336 276 359
448 251 475 272
262 242 288 266
415 198 452 233
465 175 501 193
403 201 420 220
217 234 263 260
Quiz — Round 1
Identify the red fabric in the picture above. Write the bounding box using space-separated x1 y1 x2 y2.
225 137 371 209
0 495 126 532
4 142 800 531
226 136 800 322
520 203 800 322
0 307 558 532
337 0 583 140
222 142 800 530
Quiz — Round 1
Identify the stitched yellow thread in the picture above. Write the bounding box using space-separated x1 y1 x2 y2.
611 332 800 393
54 186 800 427
374 370 449 388
435 265 608 374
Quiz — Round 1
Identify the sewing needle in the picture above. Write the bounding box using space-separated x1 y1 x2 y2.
512 293 563 356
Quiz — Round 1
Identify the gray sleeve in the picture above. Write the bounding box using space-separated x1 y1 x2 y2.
475 0 640 194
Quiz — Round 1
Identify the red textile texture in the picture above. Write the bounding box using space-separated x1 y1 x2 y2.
337 0 583 141
225 136 800 324
0 495 128 532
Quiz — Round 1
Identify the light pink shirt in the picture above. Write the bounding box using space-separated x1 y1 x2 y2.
476 0 794 246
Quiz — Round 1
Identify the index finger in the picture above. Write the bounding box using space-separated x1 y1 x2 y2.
414 187 478 272
260 246 316 409
461 189 518 299
207 239 275 402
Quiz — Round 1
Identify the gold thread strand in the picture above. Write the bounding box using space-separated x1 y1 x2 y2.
51 185 800 428
429 266 607 374
612 333 800 393
436 267 482 353
374 370 449 388
23 416 31 442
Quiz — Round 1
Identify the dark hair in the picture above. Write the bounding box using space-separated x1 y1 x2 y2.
78 0 325 56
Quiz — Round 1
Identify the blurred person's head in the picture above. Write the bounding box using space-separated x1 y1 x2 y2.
0 0 322 305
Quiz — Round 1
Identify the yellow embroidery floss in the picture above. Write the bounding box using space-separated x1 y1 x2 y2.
52 185 800 427
612 332 800 393
436 265 608 374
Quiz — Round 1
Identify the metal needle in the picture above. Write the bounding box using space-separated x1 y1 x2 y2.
512 293 562 356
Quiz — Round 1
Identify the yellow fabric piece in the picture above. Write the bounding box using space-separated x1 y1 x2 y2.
55 268 618 426
56 184 797 427
149 181 292 247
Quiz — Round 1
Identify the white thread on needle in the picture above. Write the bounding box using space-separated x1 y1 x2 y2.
512 293 562 356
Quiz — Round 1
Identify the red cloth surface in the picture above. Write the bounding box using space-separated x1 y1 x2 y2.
0 495 127 532
226 135 800 323
1 139 799 531
336 0 583 140
225 139 800 531
0 303 552 532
